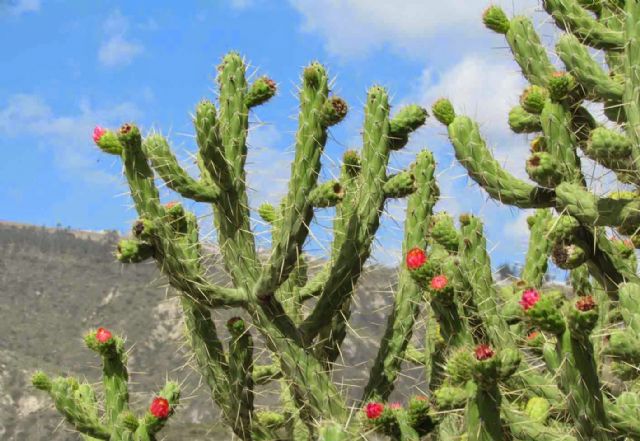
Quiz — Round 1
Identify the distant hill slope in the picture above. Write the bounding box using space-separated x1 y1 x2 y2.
0 222 413 440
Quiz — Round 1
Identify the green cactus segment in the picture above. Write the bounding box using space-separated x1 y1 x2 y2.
623 0 640 164
119 124 163 218
465 380 506 441
542 0 623 49
619 283 640 333
607 392 640 439
444 114 554 208
555 316 610 441
383 170 415 198
85 331 129 430
245 76 277 108
116 239 154 263
555 182 640 228
388 104 428 150
521 210 552 287
509 106 542 133
136 382 180 439
557 34 623 101
254 61 337 298
194 99 233 191
505 17 555 86
318 422 349 441
142 134 220 203
227 318 255 438
364 150 438 401
526 152 564 188
502 405 577 441
459 216 511 348
539 101 583 183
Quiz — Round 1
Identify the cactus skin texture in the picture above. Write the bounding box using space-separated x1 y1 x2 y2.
32 328 179 441
32 4 640 437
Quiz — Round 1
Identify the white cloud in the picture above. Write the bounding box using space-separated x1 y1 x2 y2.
0 94 142 184
289 0 539 59
230 0 254 9
98 10 143 68
2 0 40 15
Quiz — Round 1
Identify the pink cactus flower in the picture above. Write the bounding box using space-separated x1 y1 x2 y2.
389 402 402 410
93 126 107 144
96 327 113 343
365 402 384 419
519 289 540 311
430 274 448 291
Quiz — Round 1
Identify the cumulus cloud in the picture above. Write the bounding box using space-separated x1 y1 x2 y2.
0 94 142 183
98 10 143 68
288 0 539 59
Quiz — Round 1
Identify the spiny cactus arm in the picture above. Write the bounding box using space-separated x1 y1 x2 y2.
619 282 640 333
363 149 438 401
539 101 583 184
131 382 180 440
458 215 511 348
226 317 255 438
623 0 640 163
253 62 345 299
605 392 640 438
194 99 234 191
252 363 281 385
299 88 421 341
433 103 555 208
556 34 623 102
308 180 344 208
542 0 624 50
318 422 350 441
32 373 111 440
84 329 129 430
483 8 555 86
555 182 640 228
521 209 553 287
141 133 220 203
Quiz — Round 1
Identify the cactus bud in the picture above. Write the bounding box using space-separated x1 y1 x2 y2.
587 127 632 160
525 397 551 423
364 402 384 420
519 289 540 311
434 385 468 410
430 213 459 252
520 85 548 114
256 411 286 429
474 344 495 361
342 149 361 176
509 105 542 133
525 152 563 188
303 62 324 88
321 96 348 127
432 98 455 126
31 371 52 391
246 76 277 107
258 203 277 224
149 397 171 419
96 327 113 343
446 347 474 383
120 411 139 431
548 71 575 101
407 396 435 436
116 239 154 263
483 5 510 34
552 242 588 269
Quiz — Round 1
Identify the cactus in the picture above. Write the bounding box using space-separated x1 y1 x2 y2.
32 327 179 441
31 3 640 436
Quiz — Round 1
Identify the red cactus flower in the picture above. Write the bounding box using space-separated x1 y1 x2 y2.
365 402 384 419
519 289 540 311
95 327 113 343
576 295 596 312
149 397 170 419
389 402 402 410
93 126 107 144
406 247 427 270
430 274 448 291
474 344 495 361
165 201 179 209
414 395 428 401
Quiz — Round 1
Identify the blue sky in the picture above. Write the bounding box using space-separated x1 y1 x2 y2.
1 0 561 269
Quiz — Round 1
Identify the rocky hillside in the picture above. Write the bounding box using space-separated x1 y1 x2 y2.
0 222 419 440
